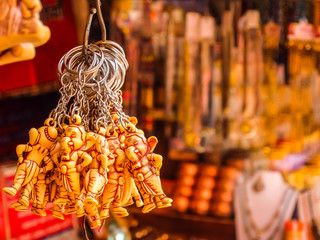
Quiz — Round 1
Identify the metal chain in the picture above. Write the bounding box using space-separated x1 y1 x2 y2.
51 39 130 132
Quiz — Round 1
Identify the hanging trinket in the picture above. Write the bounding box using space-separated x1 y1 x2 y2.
0 0 50 65
3 118 58 210
2 1 172 229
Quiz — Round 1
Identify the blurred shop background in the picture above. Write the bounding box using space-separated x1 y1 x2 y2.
2 0 320 239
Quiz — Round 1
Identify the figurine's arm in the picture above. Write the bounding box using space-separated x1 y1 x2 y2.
22 0 42 10
51 152 60 166
21 0 42 18
97 153 114 174
77 151 92 171
147 153 163 175
123 161 132 176
16 144 32 163
39 156 53 173
120 162 134 205
115 149 125 172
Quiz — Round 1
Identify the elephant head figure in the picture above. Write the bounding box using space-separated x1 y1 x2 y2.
105 128 125 172
60 115 95 160
123 124 172 213
124 124 158 170
28 118 58 149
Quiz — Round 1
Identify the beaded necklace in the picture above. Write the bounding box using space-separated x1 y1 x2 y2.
238 179 294 240
308 187 320 240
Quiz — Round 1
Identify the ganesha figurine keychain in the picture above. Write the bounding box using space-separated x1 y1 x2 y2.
2 0 172 230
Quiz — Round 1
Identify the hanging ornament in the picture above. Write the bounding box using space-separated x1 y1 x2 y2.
2 2 172 229
0 0 50 65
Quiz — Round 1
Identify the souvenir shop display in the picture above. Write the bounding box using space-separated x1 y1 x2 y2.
172 162 239 218
3 0 320 239
172 163 198 213
284 220 304 240
189 164 217 216
211 166 239 218
106 2 320 239
234 171 298 240
1 0 172 230
0 0 50 65
298 181 320 240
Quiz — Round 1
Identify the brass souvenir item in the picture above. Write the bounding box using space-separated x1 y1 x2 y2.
3 118 58 209
123 124 172 213
2 2 172 229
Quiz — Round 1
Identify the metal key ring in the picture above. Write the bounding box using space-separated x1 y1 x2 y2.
62 44 104 76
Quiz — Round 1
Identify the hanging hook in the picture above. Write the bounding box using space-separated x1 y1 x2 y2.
95 0 107 41
89 0 107 42
83 7 96 64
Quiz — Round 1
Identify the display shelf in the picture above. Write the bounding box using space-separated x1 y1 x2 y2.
168 149 198 161
0 81 60 100
129 207 235 240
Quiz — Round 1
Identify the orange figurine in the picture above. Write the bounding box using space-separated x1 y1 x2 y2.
123 124 172 213
3 118 58 209
52 115 95 206
47 132 71 219
76 128 114 228
100 128 129 219
46 170 68 220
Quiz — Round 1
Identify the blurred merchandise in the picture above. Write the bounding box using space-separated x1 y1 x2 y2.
284 220 304 240
172 163 198 213
0 0 78 96
107 219 132 240
0 0 50 66
211 166 239 218
297 181 320 240
234 171 298 240
2 0 320 240
189 165 217 215
106 0 320 167
172 162 238 219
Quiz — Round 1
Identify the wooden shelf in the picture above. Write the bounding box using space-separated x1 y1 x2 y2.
168 149 198 161
129 207 235 240
0 81 60 100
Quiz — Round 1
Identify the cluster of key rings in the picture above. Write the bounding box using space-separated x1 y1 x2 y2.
49 39 130 133
1 3 173 235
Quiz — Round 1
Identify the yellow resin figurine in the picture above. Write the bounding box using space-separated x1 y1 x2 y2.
3 118 58 208
100 129 128 219
31 168 49 216
84 129 114 205
47 135 71 219
2 2 172 225
123 124 173 213
121 177 144 208
54 115 94 205
76 128 114 228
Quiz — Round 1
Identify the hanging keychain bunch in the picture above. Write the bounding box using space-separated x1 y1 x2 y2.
2 4 172 229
